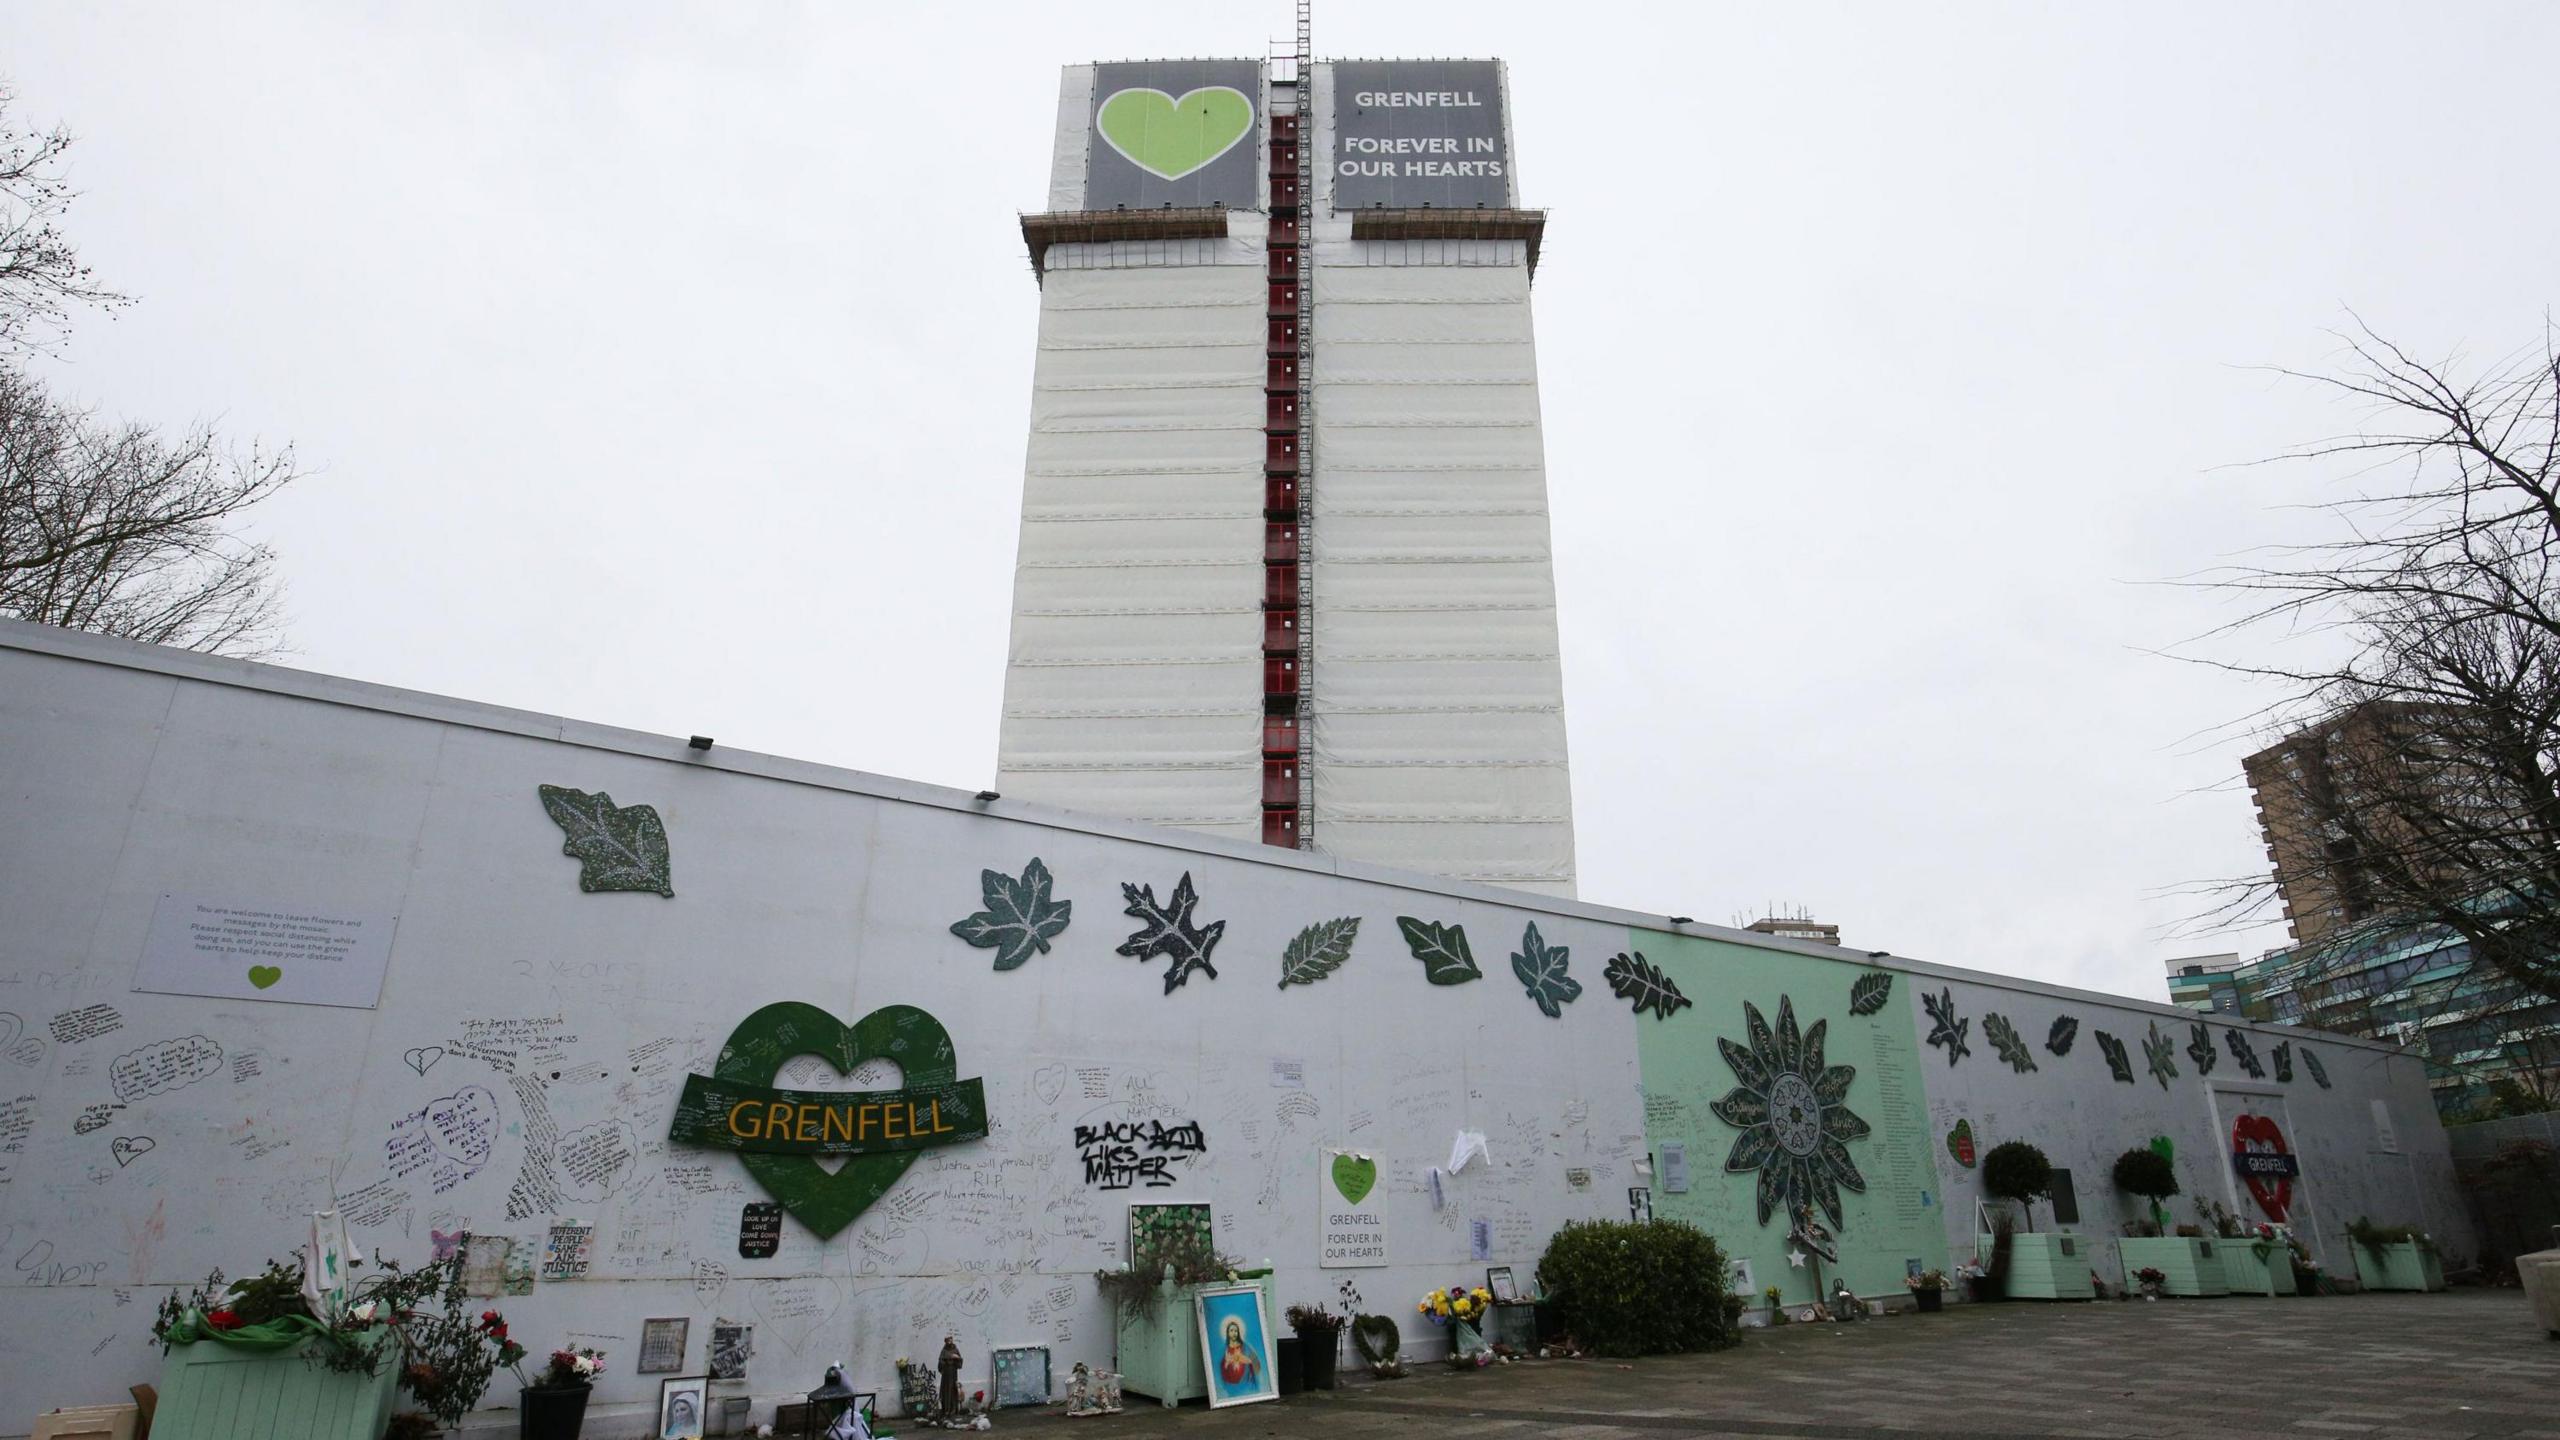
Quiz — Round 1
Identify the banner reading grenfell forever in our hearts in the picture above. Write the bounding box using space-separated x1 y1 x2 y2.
1330 60 1512 211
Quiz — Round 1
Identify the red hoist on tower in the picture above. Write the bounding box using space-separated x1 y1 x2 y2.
1261 0 1315 850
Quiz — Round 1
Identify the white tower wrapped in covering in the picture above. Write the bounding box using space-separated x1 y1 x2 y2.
999 56 1577 897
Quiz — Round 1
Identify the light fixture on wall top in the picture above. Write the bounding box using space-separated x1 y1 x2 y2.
687 736 714 751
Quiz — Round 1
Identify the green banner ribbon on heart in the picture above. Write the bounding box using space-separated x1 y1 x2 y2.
1097 86 1254 181
673 1001 984 1238
1331 1152 1377 1206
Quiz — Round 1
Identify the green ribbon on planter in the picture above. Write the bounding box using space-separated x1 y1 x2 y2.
158 1307 337 1352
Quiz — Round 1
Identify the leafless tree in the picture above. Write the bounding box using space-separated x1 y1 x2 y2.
2194 319 2560 1103
0 366 298 655
0 87 129 356
0 92 300 656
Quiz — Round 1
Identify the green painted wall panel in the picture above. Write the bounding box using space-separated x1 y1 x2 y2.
1629 933 1947 1304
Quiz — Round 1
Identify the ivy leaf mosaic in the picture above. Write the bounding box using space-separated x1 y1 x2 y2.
536 784 674 896
1509 922 1582 1018
1983 1012 2038 1073
2302 1046 2332 1089
2046 1016 2079 1056
1396 917 1482 986
2273 1040 2295 1083
1921 987 1971 1066
1116 872 1226 994
2223 1027 2266 1079
2143 1021 2180 1089
1277 918 1361 990
1847 971 1893 1016
2186 1022 2219 1076
1708 995 1869 1240
1603 950 1691 1020
947 857 1072 971
2095 1029 2134 1084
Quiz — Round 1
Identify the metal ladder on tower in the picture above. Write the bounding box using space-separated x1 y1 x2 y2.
1260 4 1317 851
1289 0 1316 849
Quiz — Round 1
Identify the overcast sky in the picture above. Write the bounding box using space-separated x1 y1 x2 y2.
8 1 2555 1005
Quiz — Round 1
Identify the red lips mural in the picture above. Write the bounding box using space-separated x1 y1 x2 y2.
2232 1113 2292 1221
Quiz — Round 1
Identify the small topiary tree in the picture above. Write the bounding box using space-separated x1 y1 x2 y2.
1981 1140 2054 1232
1535 1219 1741 1357
2112 1146 2180 1233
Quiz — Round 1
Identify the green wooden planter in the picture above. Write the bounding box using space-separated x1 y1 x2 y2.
1114 1273 1271 1407
2218 1241 2299 1296
2116 1236 2230 1297
2350 1240 2445 1292
154 1335 400 1440
1978 1233 2096 1299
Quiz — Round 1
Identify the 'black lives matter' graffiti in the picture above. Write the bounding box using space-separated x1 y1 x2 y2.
1076 1119 1207 1190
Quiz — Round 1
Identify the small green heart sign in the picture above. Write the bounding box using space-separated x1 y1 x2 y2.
669 1001 987 1238
1096 86 1254 181
247 965 283 990
1331 1152 1377 1206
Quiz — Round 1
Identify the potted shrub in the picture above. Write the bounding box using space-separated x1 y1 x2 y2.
2347 1218 2446 1292
1534 1218 1743 1356
1977 1142 2093 1299
1905 1269 1947 1313
1284 1304 1343 1391
2110 1148 2228 1297
513 1345 605 1439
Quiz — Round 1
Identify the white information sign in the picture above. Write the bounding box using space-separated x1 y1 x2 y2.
134 892 396 1009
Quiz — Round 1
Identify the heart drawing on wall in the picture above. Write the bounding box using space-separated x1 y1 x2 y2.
1331 1153 1377 1206
1096 87 1254 181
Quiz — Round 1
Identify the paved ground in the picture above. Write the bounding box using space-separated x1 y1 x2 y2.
953 1291 2559 1440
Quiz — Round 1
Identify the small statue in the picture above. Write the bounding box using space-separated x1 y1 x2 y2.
1065 1362 1095 1418
937 1336 964 1420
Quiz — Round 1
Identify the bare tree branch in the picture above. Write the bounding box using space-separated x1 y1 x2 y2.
0 365 296 656
2187 318 2560 1111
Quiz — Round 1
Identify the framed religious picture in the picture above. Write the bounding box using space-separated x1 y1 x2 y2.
1192 1284 1278 1409
637 1317 689 1374
1485 1265 1518 1303
656 1375 709 1440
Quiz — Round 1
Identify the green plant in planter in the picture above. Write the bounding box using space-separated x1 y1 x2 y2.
1092 1241 1249 1320
2346 1216 2439 1256
1981 1141 2054 1232
2111 1146 2180 1232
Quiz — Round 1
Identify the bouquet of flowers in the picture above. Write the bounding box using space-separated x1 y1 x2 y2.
517 1345 606 1389
1417 1285 1492 1327
1904 1270 1948 1291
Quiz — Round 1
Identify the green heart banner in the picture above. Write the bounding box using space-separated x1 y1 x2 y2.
670 1001 985 1238
1097 86 1254 181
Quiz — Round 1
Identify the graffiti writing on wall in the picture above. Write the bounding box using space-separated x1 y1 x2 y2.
1075 1119 1207 1190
